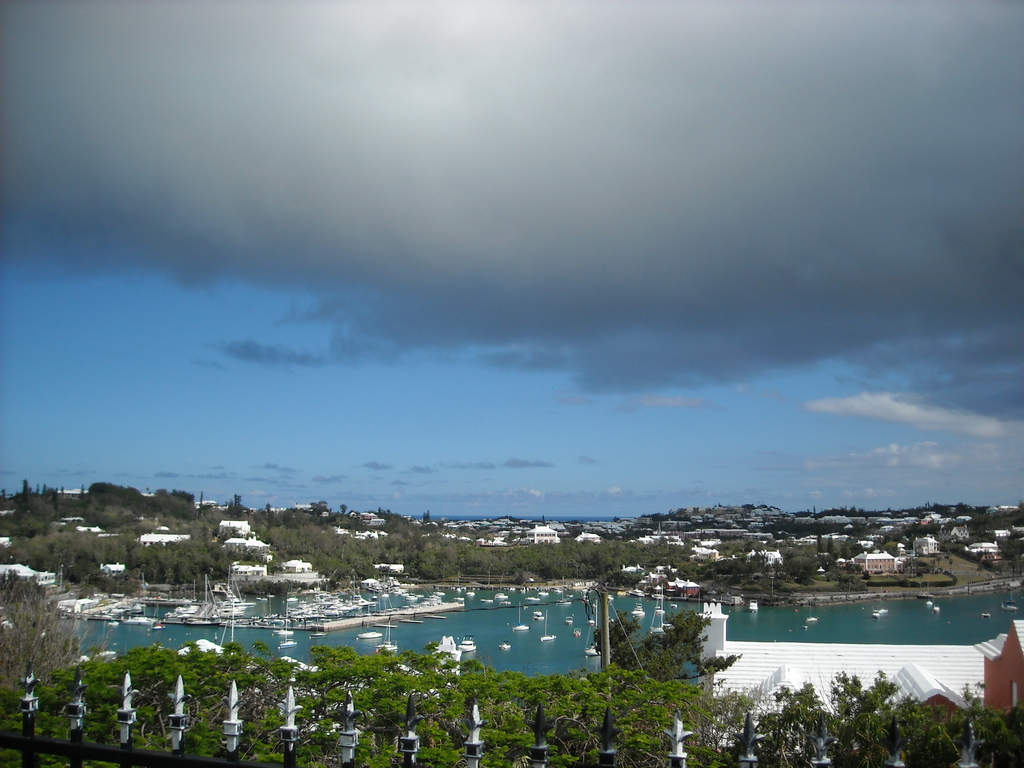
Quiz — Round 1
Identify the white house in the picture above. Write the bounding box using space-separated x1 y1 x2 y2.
525 525 560 544
746 549 784 567
222 537 270 552
101 563 126 576
374 563 405 574
0 563 56 586
139 533 191 546
219 520 251 538
914 537 941 556
704 602 983 710
575 532 603 544
230 563 268 579
281 559 313 573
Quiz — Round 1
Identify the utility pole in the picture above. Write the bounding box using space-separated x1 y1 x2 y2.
600 590 611 670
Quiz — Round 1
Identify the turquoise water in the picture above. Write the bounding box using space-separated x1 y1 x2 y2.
79 589 1018 676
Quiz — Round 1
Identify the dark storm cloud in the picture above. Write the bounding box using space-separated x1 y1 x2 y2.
4 3 1023 412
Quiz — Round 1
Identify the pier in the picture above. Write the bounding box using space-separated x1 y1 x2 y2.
301 602 464 633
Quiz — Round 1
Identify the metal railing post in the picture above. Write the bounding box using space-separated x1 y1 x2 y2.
463 698 486 768
116 671 136 768
278 686 302 768
664 712 693 768
954 720 984 768
223 680 243 763
808 713 837 768
168 674 190 757
529 703 552 768
336 691 361 768
398 695 423 768
880 716 907 768
597 707 621 768
65 667 87 768
735 713 762 768
20 664 38 768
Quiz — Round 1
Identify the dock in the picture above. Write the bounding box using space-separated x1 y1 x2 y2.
302 602 464 633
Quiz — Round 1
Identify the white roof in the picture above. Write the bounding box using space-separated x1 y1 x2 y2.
975 620 1024 660
716 640 983 706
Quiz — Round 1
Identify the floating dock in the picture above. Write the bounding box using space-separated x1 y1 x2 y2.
302 602 464 633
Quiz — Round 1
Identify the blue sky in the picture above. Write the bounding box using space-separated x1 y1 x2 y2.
2 2 1022 517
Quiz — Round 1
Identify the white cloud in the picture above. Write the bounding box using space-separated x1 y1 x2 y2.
804 392 1012 438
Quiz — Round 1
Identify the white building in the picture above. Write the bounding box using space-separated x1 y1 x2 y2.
222 537 270 553
913 536 941 556
746 549 784 566
101 563 126 576
525 525 560 544
281 559 313 573
139 533 191 546
703 602 982 710
0 563 56 586
219 520 251 538
374 563 405 574
575 532 603 543
230 563 268 578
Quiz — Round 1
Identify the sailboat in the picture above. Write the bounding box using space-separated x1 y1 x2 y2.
650 593 666 634
376 624 398 653
804 605 818 624
583 622 599 656
513 605 530 631
541 612 556 642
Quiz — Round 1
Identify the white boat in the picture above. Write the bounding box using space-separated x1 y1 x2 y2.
376 624 398 653
631 603 645 618
495 593 508 600
457 635 477 653
357 630 383 640
565 617 573 625
932 605 940 613
533 610 544 621
513 606 530 631
526 596 541 602
278 640 298 650
540 613 556 642
1002 599 1018 612
748 600 759 612
805 606 818 624
584 645 600 656
465 591 475 597
123 616 157 626
498 641 511 651
872 611 881 620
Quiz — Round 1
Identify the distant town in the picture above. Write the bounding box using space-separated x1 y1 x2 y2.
1 483 1021 605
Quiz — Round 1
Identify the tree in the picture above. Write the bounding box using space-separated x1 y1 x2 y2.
0 575 79 687
598 609 736 682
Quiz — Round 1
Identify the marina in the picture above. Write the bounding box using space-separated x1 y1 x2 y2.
73 586 1024 677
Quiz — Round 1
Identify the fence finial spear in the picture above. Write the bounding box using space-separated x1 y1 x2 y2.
881 716 908 768
170 675 189 716
120 671 135 711
21 664 38 698
599 707 622 753
403 694 424 738
70 667 87 705
341 691 362 733
809 713 837 767
224 680 240 722
532 703 552 748
665 712 693 758
735 712 762 766
279 686 302 729
464 697 487 744
954 720 984 768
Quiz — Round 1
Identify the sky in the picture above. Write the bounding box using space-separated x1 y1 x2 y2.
2 1 1023 518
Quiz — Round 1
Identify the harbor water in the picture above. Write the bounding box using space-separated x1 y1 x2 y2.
78 588 1021 677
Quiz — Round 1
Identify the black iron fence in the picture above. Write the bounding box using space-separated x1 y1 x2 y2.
0 664 987 768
